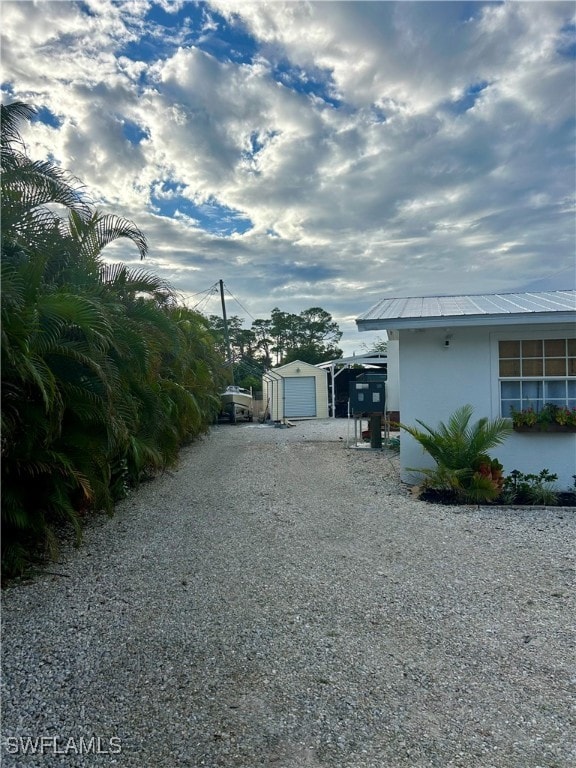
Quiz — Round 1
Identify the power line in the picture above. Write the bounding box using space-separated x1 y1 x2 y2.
190 283 219 313
192 294 214 315
223 283 257 322
187 282 219 299
526 265 575 288
184 281 258 323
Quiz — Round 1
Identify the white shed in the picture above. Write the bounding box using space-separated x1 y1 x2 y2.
262 360 329 421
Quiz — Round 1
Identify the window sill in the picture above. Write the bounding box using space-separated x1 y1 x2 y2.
513 424 576 433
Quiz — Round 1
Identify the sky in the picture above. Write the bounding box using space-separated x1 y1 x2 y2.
1 0 575 356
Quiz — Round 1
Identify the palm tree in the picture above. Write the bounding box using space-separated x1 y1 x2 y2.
1 103 91 263
1 101 223 576
401 404 512 503
1 103 151 573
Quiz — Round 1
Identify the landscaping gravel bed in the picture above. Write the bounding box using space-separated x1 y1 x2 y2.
2 419 575 767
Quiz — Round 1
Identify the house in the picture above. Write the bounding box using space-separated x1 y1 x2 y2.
262 360 329 421
356 290 576 489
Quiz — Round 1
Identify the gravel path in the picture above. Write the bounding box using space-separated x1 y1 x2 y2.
2 419 575 767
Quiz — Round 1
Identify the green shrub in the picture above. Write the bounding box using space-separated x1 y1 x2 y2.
401 404 512 504
501 469 559 506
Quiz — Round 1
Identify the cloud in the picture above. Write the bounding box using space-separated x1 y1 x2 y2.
1 0 574 354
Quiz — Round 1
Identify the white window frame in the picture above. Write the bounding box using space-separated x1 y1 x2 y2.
490 329 576 419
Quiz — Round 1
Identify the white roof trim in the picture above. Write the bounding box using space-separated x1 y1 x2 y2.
316 352 387 368
358 312 576 331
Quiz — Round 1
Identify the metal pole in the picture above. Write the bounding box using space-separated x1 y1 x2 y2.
331 363 335 418
265 369 284 422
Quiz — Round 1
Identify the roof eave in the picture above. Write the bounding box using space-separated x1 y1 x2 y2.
316 354 388 368
356 311 576 332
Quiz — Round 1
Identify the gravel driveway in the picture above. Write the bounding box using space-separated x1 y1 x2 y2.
2 419 575 767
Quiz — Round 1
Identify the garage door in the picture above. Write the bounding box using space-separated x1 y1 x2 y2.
284 376 317 418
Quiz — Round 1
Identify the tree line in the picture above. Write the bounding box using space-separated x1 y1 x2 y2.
207 307 343 390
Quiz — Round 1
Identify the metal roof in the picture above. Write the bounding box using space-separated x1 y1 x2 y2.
356 290 576 331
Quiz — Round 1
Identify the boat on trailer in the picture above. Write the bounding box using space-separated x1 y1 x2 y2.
220 385 253 423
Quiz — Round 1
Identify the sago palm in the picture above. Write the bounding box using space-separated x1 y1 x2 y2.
401 404 512 502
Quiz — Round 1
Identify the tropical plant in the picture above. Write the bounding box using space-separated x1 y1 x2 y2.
501 469 559 506
1 102 223 576
400 404 513 503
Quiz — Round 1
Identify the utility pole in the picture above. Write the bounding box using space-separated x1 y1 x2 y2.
219 279 234 383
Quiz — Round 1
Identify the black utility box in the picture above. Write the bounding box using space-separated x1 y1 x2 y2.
349 373 386 415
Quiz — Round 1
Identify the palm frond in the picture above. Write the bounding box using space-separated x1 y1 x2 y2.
37 292 112 348
70 211 148 260
2 157 90 218
99 263 173 302
0 102 37 150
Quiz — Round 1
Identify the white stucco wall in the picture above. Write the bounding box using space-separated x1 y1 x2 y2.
385 338 400 412
398 323 576 490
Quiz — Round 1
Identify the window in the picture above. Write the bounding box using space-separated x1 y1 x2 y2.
499 338 576 416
